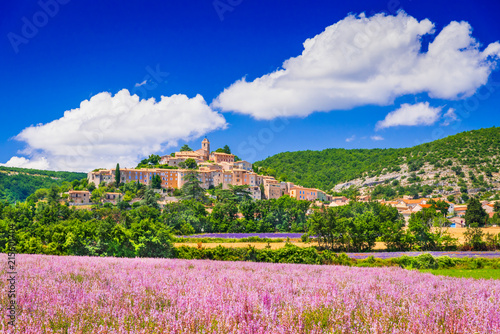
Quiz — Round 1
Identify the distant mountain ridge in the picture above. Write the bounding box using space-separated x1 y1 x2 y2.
0 166 86 203
254 127 500 199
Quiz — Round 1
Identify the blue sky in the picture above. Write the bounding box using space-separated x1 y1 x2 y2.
1 0 500 171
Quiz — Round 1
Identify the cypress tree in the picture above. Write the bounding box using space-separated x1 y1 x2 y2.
115 163 121 188
464 197 488 227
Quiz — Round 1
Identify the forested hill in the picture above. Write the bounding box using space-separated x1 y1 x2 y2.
253 127 500 192
0 166 86 203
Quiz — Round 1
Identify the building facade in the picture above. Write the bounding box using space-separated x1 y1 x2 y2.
68 190 91 204
87 138 330 202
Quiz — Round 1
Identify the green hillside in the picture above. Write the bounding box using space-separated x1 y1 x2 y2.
253 127 500 192
0 166 86 203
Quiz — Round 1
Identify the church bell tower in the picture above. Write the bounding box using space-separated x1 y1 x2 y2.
201 137 210 160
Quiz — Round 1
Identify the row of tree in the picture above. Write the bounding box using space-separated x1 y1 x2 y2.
2 195 494 257
308 201 459 252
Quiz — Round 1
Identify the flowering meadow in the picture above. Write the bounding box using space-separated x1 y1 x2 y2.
2 254 500 333
181 233 305 239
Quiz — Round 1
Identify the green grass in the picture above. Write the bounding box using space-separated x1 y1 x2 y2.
419 268 500 280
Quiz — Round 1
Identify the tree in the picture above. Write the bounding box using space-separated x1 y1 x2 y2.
71 179 80 189
308 208 348 251
180 144 193 152
215 145 231 154
152 175 162 189
181 172 206 202
137 155 162 168
135 229 175 258
346 186 360 201
115 163 121 188
184 158 197 169
117 198 131 210
435 200 450 216
494 201 500 213
214 188 238 202
211 201 238 232
90 188 104 204
407 208 444 250
428 199 450 216
229 185 252 202
380 219 411 251
47 186 60 204
148 154 160 165
142 187 160 209
161 200 209 234
215 185 251 203
463 225 485 250
464 197 488 227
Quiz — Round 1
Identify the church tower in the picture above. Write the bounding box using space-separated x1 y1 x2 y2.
201 137 210 160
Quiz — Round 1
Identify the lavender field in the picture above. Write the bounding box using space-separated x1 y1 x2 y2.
3 254 500 333
180 233 305 239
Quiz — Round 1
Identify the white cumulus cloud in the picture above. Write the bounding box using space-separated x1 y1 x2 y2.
212 12 500 120
376 102 442 130
370 135 384 141
4 89 227 172
0 156 50 170
345 135 356 142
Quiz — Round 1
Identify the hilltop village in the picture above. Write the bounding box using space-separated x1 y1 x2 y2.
86 138 330 202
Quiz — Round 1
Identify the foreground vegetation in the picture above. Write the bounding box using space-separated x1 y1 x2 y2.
175 243 500 270
2 193 499 259
5 254 500 333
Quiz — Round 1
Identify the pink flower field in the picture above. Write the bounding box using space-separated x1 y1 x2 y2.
2 254 500 333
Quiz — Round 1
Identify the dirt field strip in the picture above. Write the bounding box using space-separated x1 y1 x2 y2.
445 227 500 243
175 241 388 250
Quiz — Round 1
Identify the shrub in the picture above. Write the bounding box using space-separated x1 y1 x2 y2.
463 225 486 250
414 254 438 269
436 256 456 269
